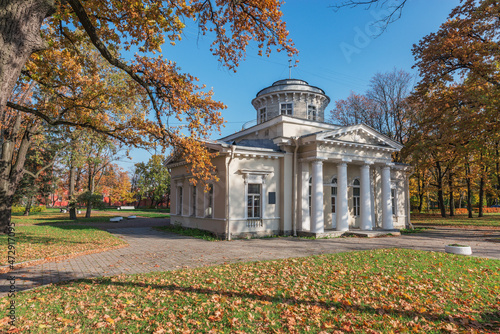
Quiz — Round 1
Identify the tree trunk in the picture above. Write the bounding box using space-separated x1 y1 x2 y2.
0 0 54 233
85 168 95 218
68 162 77 220
449 173 454 217
466 165 473 218
478 176 484 218
23 196 33 216
0 117 33 233
435 162 446 218
418 175 425 213
0 0 54 115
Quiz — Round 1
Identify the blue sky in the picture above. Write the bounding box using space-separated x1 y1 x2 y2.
120 0 461 171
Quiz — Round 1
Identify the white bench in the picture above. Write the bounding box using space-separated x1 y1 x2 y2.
117 206 135 210
109 217 123 222
127 215 137 219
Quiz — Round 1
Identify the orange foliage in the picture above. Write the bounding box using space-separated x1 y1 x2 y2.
12 0 297 186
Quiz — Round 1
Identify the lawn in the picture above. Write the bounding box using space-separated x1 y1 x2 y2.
0 210 134 267
412 213 500 228
2 249 499 333
0 225 126 267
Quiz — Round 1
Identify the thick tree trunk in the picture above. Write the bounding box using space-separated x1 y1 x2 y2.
449 173 454 217
0 0 54 114
0 117 33 232
478 176 484 218
0 1 54 233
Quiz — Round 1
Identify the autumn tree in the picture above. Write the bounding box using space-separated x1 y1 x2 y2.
410 0 500 215
100 166 135 206
132 155 170 208
0 0 297 232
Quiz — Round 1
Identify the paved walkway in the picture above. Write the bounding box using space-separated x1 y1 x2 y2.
1 220 499 297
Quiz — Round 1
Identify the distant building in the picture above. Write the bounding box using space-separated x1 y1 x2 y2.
167 79 412 239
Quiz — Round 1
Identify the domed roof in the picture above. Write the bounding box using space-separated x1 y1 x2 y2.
256 79 328 99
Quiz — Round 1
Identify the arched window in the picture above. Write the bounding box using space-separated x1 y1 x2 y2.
331 177 337 213
353 179 360 216
308 177 312 216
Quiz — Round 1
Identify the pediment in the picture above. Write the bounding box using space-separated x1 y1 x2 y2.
316 124 403 150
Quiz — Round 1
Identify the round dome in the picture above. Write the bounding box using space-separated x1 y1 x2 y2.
256 79 327 98
252 78 330 124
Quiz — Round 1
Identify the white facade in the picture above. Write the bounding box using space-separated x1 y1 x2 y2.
167 79 412 239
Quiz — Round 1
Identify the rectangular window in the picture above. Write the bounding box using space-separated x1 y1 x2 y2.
331 186 337 213
353 187 360 216
178 187 183 215
391 188 396 215
206 184 213 218
191 185 196 216
247 183 261 218
307 105 317 121
280 103 293 116
259 107 267 123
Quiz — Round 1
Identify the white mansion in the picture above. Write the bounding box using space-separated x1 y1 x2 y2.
167 79 412 239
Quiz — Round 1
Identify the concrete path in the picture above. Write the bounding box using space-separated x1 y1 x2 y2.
1 220 499 297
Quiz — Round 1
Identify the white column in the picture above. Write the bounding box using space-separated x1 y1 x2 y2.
381 166 393 230
311 160 324 233
336 162 349 231
299 162 310 231
261 177 267 219
360 164 373 230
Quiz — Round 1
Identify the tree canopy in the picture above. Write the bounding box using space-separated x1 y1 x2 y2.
0 0 297 231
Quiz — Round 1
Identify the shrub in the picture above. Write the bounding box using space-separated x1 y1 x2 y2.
31 205 47 213
11 205 47 213
11 206 24 213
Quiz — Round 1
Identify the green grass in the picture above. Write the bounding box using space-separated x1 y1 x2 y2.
0 224 125 266
2 209 172 266
154 225 219 241
400 227 431 234
412 213 500 227
3 249 499 333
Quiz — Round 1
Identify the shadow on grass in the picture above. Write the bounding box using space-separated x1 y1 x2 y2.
66 277 499 331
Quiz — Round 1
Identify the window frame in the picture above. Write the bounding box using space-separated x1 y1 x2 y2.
352 179 360 217
177 186 183 216
205 184 214 218
280 102 293 116
247 183 261 219
391 187 397 216
259 107 267 123
191 185 197 216
331 177 337 214
307 104 317 121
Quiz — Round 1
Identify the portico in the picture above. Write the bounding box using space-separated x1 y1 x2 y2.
299 157 397 235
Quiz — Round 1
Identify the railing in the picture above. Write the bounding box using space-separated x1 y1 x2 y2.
242 119 257 130
246 219 263 228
